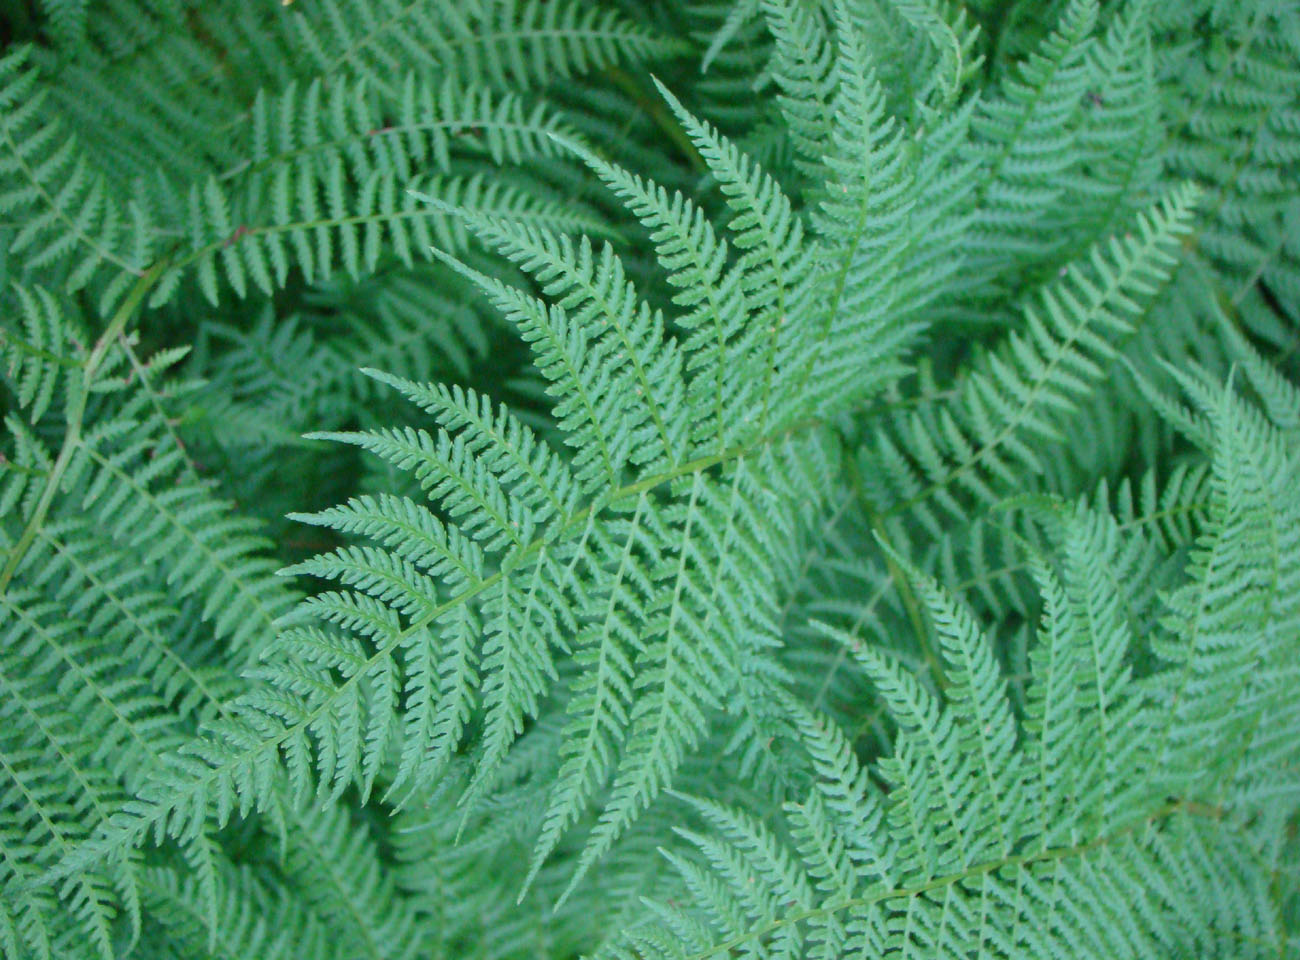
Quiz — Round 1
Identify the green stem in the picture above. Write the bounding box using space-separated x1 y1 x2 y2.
0 262 167 594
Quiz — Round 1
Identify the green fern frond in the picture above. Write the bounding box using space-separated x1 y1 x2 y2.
176 68 595 305
955 0 1103 308
1155 380 1300 810
4 2 1296 955
1158 1 1300 302
1046 0 1163 258
53 341 843 907
276 800 423 960
655 80 821 433
38 0 90 47
762 0 837 172
141 860 339 960
0 47 153 294
868 184 1199 534
290 0 682 95
555 140 756 449
436 209 692 471
1 284 79 423
621 399 1299 955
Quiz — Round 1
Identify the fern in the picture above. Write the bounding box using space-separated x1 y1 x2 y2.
1 0 1298 957
0 49 153 296
284 0 682 95
616 395 1300 956
867 184 1199 534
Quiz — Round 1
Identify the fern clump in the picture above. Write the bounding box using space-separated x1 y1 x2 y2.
1 1 1297 958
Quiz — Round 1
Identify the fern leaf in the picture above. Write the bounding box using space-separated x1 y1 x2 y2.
623 427 1294 956
556 140 754 450
1156 380 1300 810
869 183 1200 533
436 208 691 470
1 284 78 423
655 79 820 434
291 0 682 94
445 250 654 486
957 0 1102 305
0 48 152 292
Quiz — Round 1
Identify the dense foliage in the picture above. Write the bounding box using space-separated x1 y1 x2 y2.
1 0 1298 957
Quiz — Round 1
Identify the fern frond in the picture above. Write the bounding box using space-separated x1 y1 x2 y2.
825 0 979 120
1 284 79 423
55 406 838 905
1047 0 1163 257
955 0 1102 307
0 47 153 293
655 79 820 433
556 139 754 450
16 6 1297 951
867 184 1199 534
141 860 340 960
38 0 90 47
762 0 837 171
1156 379 1300 810
0 601 144 960
60 402 297 660
276 800 423 960
800 7 974 412
1158 0 1300 301
0 344 320 949
621 427 1295 956
174 70 592 304
436 210 691 471
290 0 681 95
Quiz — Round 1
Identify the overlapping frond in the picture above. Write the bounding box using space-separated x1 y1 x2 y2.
615 398 1300 956
142 860 340 960
0 324 300 953
287 0 681 95
1154 377 1300 811
178 77 596 305
0 47 153 294
47 92 889 902
954 0 1105 310
1158 1 1300 304
796 5 977 412
1 284 79 424
3 1 1297 956
866 184 1199 534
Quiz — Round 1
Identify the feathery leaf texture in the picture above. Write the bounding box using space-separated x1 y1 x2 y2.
616 405 1300 956
1 0 1297 956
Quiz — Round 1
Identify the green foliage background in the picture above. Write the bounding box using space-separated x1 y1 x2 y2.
1 0 1298 957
